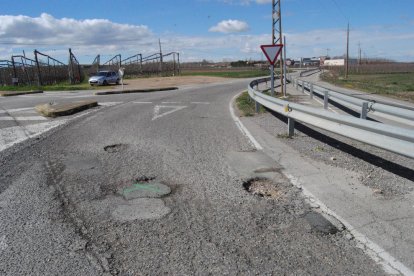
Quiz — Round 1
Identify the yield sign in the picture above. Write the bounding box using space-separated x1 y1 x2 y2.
260 44 283 65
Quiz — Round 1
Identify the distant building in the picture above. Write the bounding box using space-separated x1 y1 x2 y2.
324 59 345 66
323 59 358 66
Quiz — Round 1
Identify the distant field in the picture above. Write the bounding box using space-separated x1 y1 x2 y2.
321 72 414 102
181 69 269 78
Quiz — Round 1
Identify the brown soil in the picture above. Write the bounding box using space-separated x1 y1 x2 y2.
117 76 230 90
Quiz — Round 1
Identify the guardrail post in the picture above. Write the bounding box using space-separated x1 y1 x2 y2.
361 102 369 119
324 91 329 109
310 83 314 99
302 82 305 93
295 80 299 90
255 100 261 113
288 117 295 137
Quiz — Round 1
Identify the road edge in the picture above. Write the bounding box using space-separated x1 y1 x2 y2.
229 91 263 151
229 91 413 275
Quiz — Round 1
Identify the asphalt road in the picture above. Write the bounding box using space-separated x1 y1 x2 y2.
0 80 385 275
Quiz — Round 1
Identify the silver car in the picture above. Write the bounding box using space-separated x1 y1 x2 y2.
89 71 120 86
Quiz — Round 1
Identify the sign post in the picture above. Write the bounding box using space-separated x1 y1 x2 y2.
118 67 125 90
260 44 283 96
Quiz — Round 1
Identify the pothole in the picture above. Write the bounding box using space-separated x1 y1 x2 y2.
119 177 171 200
304 212 341 235
103 144 128 153
243 178 284 199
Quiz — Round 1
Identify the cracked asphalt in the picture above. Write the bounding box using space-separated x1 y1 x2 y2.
0 80 386 275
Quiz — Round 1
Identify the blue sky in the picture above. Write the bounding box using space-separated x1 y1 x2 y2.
0 0 413 63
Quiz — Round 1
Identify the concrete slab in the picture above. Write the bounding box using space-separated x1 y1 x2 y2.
95 87 178 95
35 100 98 117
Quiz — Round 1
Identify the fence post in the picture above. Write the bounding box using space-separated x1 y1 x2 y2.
310 83 314 99
302 81 305 93
34 50 42 86
361 102 369 119
288 117 295 137
324 91 329 109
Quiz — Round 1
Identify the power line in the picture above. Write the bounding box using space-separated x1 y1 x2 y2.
330 0 349 21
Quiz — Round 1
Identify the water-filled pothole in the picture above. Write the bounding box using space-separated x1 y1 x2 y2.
243 178 284 199
103 144 128 153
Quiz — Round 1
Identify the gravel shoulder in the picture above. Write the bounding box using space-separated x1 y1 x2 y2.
240 106 414 273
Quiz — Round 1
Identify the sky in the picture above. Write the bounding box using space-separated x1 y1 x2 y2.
0 0 413 64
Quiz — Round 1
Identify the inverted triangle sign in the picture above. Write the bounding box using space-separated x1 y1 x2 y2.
261 44 283 65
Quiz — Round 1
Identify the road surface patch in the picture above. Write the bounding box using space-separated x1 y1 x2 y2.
0 90 43 97
121 182 171 200
111 198 171 221
35 100 98 117
304 212 341 235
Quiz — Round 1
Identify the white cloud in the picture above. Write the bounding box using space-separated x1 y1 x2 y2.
0 13 412 63
209 20 249 33
0 13 152 47
255 0 272 4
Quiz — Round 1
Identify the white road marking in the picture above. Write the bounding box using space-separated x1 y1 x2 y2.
0 107 35 113
229 92 263 150
152 105 187 121
65 95 97 99
99 102 123 107
191 102 210 104
0 116 47 121
132 102 153 104
161 102 181 104
0 119 66 152
286 174 413 276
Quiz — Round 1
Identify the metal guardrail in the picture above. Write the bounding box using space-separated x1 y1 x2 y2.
248 77 414 159
289 77 414 126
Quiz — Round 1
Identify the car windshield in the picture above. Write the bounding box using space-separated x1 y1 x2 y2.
96 72 108 76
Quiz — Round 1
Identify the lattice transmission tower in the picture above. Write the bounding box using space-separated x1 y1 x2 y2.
272 0 284 95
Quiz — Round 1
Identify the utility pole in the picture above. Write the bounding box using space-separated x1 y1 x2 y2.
272 0 283 96
345 22 349 79
159 38 163 76
358 42 362 65
283 36 287 97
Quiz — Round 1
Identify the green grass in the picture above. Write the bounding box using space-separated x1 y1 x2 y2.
321 72 414 102
0 81 116 92
235 91 266 116
181 70 269 78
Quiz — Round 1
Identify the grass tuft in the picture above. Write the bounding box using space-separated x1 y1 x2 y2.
235 91 266 116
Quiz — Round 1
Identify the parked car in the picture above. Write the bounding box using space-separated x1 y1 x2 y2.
89 71 120 86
